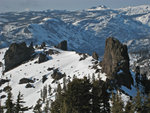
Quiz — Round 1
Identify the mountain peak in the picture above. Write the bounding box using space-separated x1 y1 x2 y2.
87 5 108 11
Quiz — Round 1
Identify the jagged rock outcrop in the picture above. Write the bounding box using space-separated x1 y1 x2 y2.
46 49 60 55
38 53 48 63
92 52 99 60
41 42 46 49
51 69 66 81
56 40 67 50
0 79 10 87
4 42 34 72
101 37 133 89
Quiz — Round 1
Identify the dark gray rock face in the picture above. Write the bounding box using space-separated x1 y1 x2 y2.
19 78 34 84
101 37 133 89
38 53 48 63
92 52 99 60
0 79 10 87
25 83 35 88
4 42 34 72
46 49 60 55
51 69 65 81
56 40 67 50
0 62 3 67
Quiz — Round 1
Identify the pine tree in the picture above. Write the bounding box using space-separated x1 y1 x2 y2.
92 80 101 113
63 77 67 92
57 84 62 98
15 91 29 113
92 80 110 113
5 87 14 113
41 42 46 48
124 100 134 113
51 84 63 113
40 89 43 98
48 84 51 96
133 89 143 113
60 99 67 113
33 99 42 113
0 105 4 113
143 93 150 113
65 77 92 113
111 92 124 113
92 74 95 83
44 100 50 113
42 85 47 103
100 82 110 113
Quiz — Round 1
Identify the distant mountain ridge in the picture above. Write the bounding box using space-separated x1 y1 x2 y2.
0 5 150 55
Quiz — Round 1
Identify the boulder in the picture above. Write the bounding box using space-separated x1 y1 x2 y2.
4 42 34 72
0 79 10 87
79 53 88 61
19 78 34 84
3 86 12 92
42 75 48 83
46 49 60 55
1 95 6 99
38 53 48 63
101 37 133 88
92 52 99 60
0 62 3 67
56 40 67 50
47 67 54 71
51 69 65 81
25 83 35 88
47 49 54 55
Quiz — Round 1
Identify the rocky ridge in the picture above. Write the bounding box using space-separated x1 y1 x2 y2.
101 37 133 88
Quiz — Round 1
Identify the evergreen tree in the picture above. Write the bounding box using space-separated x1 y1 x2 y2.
133 89 143 113
15 91 29 113
44 100 50 113
5 87 14 113
111 92 124 113
33 99 42 113
143 93 150 113
0 105 4 113
92 74 95 83
41 42 46 48
51 83 63 113
48 84 51 96
124 100 134 113
65 77 92 113
51 84 64 113
42 85 47 103
60 99 68 113
63 77 67 92
40 89 43 98
92 80 110 113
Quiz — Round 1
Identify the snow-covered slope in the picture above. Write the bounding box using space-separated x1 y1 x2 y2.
1 5 150 55
0 47 106 112
0 5 150 112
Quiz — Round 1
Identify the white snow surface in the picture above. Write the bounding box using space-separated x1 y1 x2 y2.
0 47 106 113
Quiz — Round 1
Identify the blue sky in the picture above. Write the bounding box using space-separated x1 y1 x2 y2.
0 0 150 12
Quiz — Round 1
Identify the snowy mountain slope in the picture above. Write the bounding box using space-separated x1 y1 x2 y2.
0 47 107 112
0 5 149 113
1 5 150 55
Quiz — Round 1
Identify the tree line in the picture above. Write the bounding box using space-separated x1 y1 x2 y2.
0 85 30 113
1 75 150 113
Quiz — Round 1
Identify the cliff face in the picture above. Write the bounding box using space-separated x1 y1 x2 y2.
101 37 133 88
4 42 34 72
